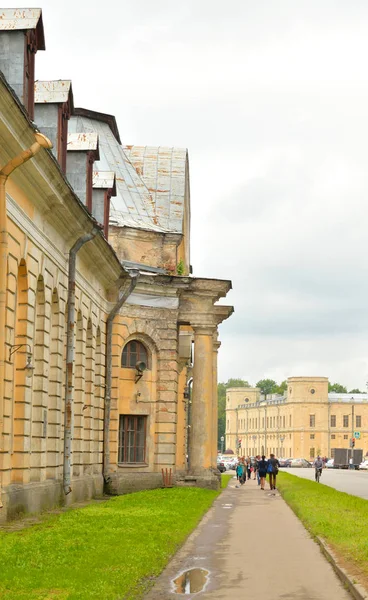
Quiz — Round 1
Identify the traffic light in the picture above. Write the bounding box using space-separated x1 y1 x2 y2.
351 438 355 448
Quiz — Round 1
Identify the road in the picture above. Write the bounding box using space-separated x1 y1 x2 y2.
281 467 368 499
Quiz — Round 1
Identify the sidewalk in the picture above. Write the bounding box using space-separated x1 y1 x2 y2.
144 476 351 599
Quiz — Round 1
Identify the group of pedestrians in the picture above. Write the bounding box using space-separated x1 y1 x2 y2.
236 454 280 490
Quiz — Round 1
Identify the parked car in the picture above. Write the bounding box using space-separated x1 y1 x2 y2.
290 458 313 468
359 460 368 470
217 459 226 473
325 459 334 469
279 458 290 467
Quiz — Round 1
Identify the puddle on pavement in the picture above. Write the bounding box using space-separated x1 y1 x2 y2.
173 568 209 594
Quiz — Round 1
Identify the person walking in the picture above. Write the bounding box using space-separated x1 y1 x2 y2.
236 461 243 482
246 457 251 480
253 456 259 482
314 455 323 481
267 453 280 490
258 455 268 490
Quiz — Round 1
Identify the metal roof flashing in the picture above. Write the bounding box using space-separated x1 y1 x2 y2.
67 132 99 153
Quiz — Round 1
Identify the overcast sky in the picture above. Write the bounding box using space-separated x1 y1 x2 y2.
8 0 368 390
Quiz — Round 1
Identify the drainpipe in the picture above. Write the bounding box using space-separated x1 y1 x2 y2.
63 229 99 495
103 270 139 488
0 132 52 509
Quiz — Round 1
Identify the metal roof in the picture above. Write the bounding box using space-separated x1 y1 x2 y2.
0 8 45 49
328 393 368 403
0 7 41 29
93 170 116 190
35 80 72 104
123 145 187 233
68 115 188 234
67 132 99 152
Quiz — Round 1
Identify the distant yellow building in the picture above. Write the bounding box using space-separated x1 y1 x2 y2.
226 377 368 459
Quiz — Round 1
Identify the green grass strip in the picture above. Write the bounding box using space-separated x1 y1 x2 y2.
277 472 368 582
221 474 233 488
0 487 219 600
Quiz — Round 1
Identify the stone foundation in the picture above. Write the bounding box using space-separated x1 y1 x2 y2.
0 474 104 523
107 472 164 495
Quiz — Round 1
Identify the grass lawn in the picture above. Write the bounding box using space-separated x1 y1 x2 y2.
277 472 368 586
0 487 219 600
221 473 233 488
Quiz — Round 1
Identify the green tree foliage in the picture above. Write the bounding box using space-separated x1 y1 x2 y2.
255 378 277 399
349 388 362 394
274 380 287 395
328 383 347 393
217 378 249 444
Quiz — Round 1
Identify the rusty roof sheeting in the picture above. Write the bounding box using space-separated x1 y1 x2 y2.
67 132 98 151
35 80 72 104
124 145 187 233
93 170 115 189
0 7 41 30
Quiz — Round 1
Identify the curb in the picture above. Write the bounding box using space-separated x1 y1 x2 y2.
316 537 368 600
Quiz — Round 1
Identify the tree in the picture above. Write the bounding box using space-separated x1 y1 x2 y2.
328 383 347 393
217 378 249 445
256 378 277 400
274 380 287 395
349 388 362 394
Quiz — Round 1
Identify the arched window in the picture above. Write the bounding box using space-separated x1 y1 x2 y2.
121 340 148 368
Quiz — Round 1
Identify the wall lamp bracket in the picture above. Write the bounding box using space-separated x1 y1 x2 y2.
9 344 34 377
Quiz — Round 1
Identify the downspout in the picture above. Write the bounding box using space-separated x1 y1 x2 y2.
103 270 140 488
63 229 99 495
0 133 52 509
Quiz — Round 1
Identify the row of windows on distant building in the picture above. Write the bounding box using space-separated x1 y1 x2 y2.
234 413 363 432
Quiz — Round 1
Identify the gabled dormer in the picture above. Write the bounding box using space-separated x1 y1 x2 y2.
34 80 74 174
0 8 45 118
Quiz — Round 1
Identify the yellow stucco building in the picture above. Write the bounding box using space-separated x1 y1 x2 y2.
226 377 368 460
0 9 232 521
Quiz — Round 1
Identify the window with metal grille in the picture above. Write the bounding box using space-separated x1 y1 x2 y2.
331 415 336 427
343 415 349 428
310 447 315 458
121 340 148 368
310 414 315 427
118 415 147 463
356 415 362 428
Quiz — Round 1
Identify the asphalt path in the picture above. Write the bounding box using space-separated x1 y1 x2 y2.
280 467 368 499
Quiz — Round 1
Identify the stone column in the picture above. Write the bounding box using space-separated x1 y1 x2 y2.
190 326 214 472
212 333 221 468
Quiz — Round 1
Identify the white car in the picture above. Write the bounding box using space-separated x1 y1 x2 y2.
359 460 368 470
325 459 334 468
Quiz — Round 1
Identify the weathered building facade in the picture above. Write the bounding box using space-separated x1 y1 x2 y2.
226 377 368 459
0 8 233 521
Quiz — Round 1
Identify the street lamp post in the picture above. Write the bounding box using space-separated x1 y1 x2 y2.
280 435 285 458
220 435 224 454
252 434 257 456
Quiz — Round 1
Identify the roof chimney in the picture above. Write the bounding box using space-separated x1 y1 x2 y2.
66 133 99 210
0 8 45 118
34 81 74 174
92 171 116 239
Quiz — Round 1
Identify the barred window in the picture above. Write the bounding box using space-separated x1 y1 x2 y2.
310 447 315 458
356 415 362 428
331 415 336 427
118 415 147 463
343 415 349 428
122 340 148 368
310 414 315 427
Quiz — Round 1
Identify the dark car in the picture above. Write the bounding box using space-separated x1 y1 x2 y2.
279 458 290 467
217 460 226 473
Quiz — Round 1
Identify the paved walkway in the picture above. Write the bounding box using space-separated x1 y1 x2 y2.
145 477 351 600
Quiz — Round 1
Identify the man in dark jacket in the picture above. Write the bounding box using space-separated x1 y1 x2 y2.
267 453 280 490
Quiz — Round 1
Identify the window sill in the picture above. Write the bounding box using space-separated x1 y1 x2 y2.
117 463 149 469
